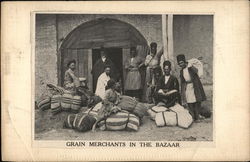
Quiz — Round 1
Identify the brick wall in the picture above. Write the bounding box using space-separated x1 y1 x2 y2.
35 14 213 100
35 14 58 99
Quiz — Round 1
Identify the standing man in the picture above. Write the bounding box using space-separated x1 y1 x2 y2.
177 54 206 121
124 47 143 100
154 61 180 107
144 42 163 103
95 65 111 99
92 47 118 92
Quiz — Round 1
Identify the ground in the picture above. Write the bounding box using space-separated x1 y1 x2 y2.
35 85 213 141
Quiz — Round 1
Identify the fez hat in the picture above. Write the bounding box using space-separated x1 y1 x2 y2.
177 54 186 63
67 59 76 67
150 42 157 48
163 60 172 68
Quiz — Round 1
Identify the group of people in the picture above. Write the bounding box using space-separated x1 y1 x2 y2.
63 42 206 122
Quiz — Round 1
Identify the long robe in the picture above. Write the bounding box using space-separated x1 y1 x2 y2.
180 65 206 105
63 69 80 93
92 58 118 92
154 75 180 107
124 57 142 90
95 72 110 99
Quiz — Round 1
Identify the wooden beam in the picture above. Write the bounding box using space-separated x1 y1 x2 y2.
162 14 168 60
87 49 93 92
167 14 174 62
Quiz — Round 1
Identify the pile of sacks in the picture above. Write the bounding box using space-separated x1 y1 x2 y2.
63 96 148 132
36 93 83 115
147 103 193 128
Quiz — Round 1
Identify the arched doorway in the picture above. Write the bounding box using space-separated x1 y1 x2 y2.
58 18 149 92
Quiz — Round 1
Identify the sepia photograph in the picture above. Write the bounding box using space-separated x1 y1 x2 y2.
35 14 213 141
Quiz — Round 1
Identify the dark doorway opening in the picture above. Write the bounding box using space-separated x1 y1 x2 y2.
92 48 123 92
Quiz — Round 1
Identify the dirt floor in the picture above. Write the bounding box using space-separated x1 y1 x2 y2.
35 85 213 141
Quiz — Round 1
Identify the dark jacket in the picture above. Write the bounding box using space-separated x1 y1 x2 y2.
180 66 206 104
154 75 181 106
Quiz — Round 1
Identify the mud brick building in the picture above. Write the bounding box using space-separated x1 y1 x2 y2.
35 14 213 100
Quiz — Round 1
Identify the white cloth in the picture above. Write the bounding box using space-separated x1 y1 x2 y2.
164 75 170 84
183 67 196 103
101 56 106 63
95 72 110 99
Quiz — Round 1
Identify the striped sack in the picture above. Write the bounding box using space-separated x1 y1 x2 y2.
147 106 168 120
61 93 73 111
155 110 178 127
133 102 147 119
98 111 140 131
73 114 97 132
117 95 137 112
71 95 82 113
63 114 76 129
169 104 193 128
51 94 62 114
37 97 51 111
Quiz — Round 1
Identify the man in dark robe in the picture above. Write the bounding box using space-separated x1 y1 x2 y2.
177 54 206 121
91 47 118 92
154 61 180 107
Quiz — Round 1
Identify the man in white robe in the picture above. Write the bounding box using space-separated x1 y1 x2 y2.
95 66 111 99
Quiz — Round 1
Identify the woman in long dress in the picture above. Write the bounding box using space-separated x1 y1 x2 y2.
124 47 143 100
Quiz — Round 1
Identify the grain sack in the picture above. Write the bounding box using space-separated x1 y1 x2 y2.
86 102 103 116
98 111 140 131
73 114 97 132
37 97 51 111
169 104 193 128
147 105 168 120
61 93 73 111
188 58 203 78
51 94 62 115
155 111 177 127
71 95 82 113
63 114 76 129
117 95 137 112
133 102 147 119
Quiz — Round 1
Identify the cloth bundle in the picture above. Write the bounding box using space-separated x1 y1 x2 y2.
188 58 203 78
117 95 137 112
98 111 140 131
117 95 147 119
147 105 168 120
37 96 51 111
61 93 82 112
51 94 62 114
169 104 193 128
63 113 97 132
154 104 193 128
155 110 178 127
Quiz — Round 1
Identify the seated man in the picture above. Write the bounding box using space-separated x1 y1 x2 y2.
63 60 80 94
154 61 180 107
